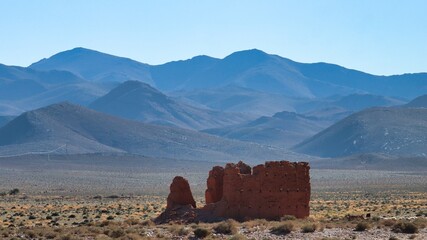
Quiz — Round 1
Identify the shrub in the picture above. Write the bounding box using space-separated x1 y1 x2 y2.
271 223 294 235
301 223 317 233
354 222 370 231
8 188 19 195
229 234 247 240
392 221 418 234
213 219 238 235
193 227 210 239
280 215 296 221
382 219 396 227
177 227 189 236
109 229 125 238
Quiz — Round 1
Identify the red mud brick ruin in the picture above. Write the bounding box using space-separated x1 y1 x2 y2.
156 160 310 223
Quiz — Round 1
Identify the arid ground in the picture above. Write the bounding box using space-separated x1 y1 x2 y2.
0 156 426 239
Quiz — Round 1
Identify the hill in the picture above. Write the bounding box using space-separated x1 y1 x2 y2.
203 111 330 148
89 81 249 130
0 116 14 128
157 49 427 99
293 107 427 157
0 63 105 113
405 94 427 108
29 47 153 85
310 153 427 171
0 102 295 162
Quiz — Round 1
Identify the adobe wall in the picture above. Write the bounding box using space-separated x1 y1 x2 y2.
156 160 311 223
205 161 310 220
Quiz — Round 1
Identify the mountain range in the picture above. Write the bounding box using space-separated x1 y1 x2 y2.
294 107 427 157
0 102 295 162
0 47 426 168
203 111 330 148
89 80 249 130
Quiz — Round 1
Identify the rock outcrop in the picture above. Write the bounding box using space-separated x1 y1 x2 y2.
167 176 196 209
156 160 310 223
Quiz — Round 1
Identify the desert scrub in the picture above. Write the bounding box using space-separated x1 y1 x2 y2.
229 234 247 240
354 221 370 231
194 227 210 239
213 219 238 235
281 215 296 221
392 221 418 234
109 228 125 238
301 223 317 233
270 222 294 235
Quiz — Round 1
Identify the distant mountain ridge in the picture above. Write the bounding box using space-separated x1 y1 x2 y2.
405 94 427 108
28 47 427 100
0 102 293 162
203 111 330 148
30 47 153 86
294 107 427 157
89 80 249 130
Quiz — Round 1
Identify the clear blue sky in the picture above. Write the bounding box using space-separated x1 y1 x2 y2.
0 0 426 75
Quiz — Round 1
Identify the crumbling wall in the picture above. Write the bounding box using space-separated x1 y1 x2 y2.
156 160 311 223
206 161 310 220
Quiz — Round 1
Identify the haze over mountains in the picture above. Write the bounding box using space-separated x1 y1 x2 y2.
0 47 426 168
89 80 249 130
203 111 330 148
294 107 427 157
0 102 292 162
30 48 153 86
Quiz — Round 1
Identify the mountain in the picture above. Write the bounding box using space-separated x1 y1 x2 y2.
162 49 348 97
155 49 427 99
0 116 14 128
0 63 105 113
27 48 427 100
0 102 294 162
30 47 153 85
171 85 297 116
294 107 427 157
203 111 330 148
405 94 427 108
324 94 405 112
310 153 427 171
297 93 405 122
89 81 249 130
150 55 220 91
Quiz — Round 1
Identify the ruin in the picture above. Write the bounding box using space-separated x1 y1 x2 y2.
156 160 310 223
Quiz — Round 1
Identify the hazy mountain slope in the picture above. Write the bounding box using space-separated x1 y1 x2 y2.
0 116 14 128
405 94 427 108
0 63 104 111
26 48 427 101
16 83 107 110
310 153 427 171
294 107 427 157
331 94 405 111
0 102 292 162
0 103 23 116
172 85 297 116
171 49 352 97
89 81 249 130
295 62 427 99
152 49 427 99
203 111 330 148
297 94 405 122
150 55 219 91
30 47 153 85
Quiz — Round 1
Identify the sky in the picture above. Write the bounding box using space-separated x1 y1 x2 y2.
0 0 426 75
